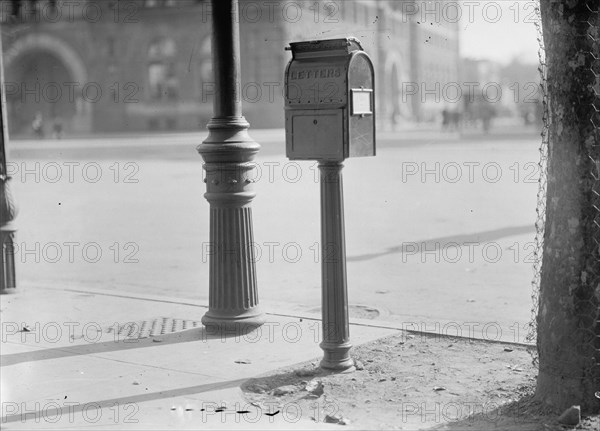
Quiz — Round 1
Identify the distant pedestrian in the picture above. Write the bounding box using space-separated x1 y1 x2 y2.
391 105 400 129
450 110 461 131
52 117 64 139
32 112 44 138
441 108 449 131
480 103 496 134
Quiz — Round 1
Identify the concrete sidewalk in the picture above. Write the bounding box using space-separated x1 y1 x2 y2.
0 284 397 430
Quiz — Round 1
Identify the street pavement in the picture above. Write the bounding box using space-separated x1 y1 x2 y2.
1 125 543 427
6 126 542 341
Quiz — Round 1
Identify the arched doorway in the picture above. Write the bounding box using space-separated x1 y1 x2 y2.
6 51 76 136
4 34 91 137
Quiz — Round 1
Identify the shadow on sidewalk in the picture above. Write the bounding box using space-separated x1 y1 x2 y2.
347 225 534 262
1 326 234 367
1 377 248 424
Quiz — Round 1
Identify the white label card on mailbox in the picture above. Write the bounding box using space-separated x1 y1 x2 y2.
351 89 373 115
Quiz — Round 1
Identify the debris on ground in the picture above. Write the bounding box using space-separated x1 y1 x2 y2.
245 383 269 394
295 367 319 377
240 332 599 430
557 405 581 426
324 414 350 425
304 379 323 397
273 385 297 396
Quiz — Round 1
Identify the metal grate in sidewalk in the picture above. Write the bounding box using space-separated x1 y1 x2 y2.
105 317 203 339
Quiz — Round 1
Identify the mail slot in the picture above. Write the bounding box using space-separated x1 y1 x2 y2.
284 38 376 161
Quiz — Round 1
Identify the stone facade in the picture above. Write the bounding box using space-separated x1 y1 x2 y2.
1 0 460 135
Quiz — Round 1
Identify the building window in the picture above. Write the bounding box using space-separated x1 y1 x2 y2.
144 0 178 7
148 63 167 99
165 64 179 100
147 37 178 101
198 36 212 101
148 37 176 58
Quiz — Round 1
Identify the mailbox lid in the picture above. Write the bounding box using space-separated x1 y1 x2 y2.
288 38 363 59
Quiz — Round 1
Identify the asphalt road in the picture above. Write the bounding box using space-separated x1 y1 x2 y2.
6 127 543 344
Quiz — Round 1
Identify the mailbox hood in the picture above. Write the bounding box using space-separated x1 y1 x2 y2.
287 38 364 59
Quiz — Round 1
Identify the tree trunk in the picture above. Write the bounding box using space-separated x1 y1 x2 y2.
536 0 600 413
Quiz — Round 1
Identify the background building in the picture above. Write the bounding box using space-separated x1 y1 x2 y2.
1 0 461 136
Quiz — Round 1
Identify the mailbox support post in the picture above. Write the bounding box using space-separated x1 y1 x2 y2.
319 161 353 370
197 0 265 331
0 35 17 291
284 37 375 370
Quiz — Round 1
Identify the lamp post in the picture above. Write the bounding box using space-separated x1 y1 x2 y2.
0 33 17 291
197 0 265 331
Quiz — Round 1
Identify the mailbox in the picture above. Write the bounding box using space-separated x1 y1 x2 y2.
284 38 376 161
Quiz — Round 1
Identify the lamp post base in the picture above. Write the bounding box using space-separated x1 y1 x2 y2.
198 118 264 336
201 308 266 335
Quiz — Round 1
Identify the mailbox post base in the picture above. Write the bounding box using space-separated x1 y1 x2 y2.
320 341 355 371
318 161 353 371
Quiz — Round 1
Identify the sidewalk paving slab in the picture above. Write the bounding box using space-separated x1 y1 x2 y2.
1 285 397 430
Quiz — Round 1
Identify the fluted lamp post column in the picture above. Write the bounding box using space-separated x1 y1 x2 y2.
0 34 17 291
197 0 265 331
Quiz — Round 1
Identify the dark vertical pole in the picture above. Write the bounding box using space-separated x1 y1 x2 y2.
319 161 353 370
0 30 17 291
197 0 265 331
210 0 241 119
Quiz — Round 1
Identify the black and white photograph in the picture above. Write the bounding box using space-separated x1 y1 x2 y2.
0 0 598 429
